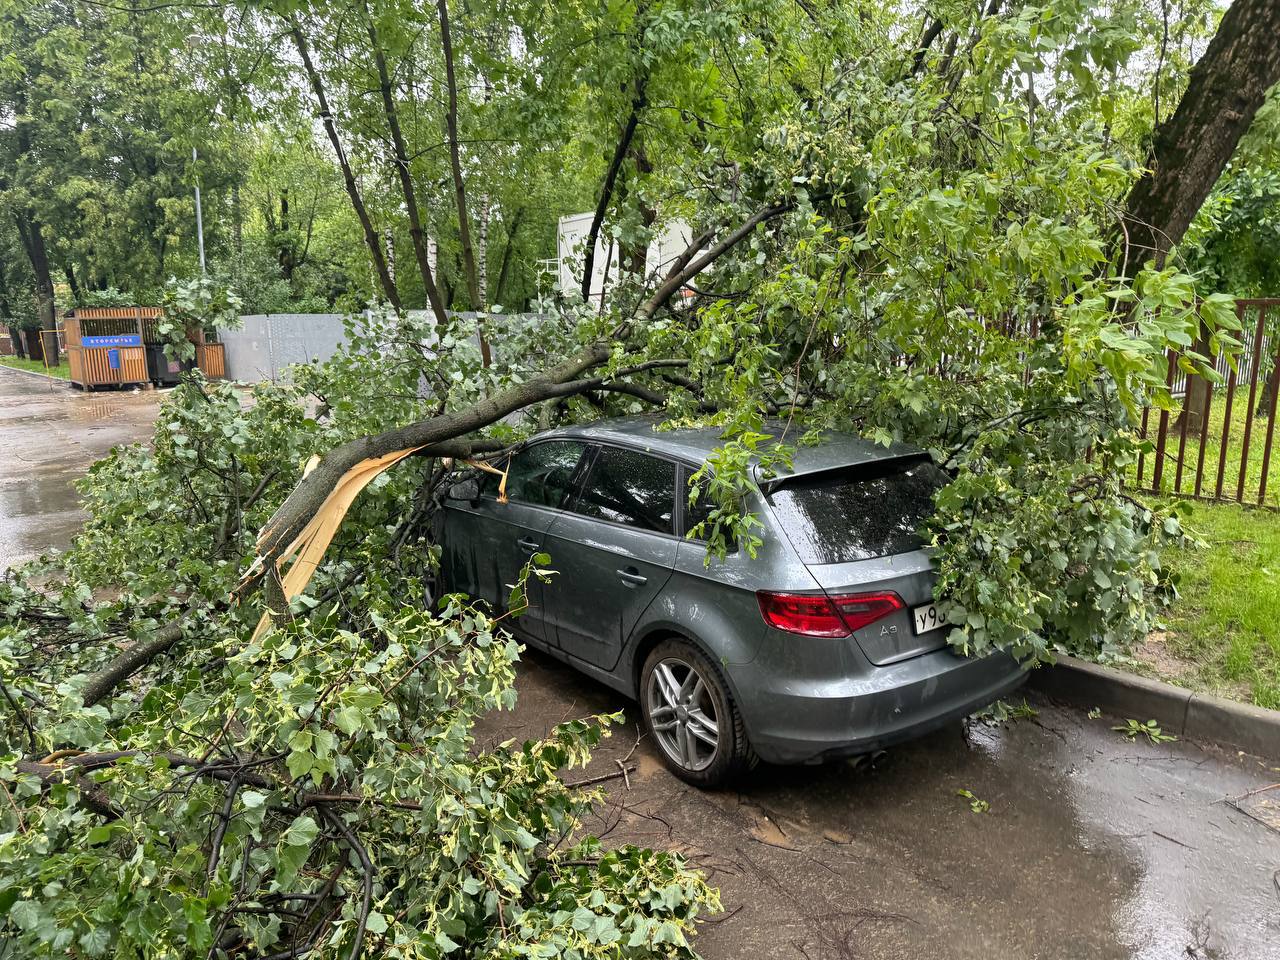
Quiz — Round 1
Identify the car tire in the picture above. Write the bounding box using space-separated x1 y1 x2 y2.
640 638 756 787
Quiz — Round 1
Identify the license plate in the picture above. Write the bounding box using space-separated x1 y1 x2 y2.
912 603 945 635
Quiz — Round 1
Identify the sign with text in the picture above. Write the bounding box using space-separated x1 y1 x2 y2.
81 334 142 349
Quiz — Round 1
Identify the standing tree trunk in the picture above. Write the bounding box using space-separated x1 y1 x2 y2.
582 72 647 301
364 6 450 329
64 265 81 305
617 139 656 280
1177 324 1214 433
8 325 27 360
22 327 44 363
1119 0 1280 275
14 213 58 364
1257 352 1280 418
1118 0 1280 431
478 197 489 309
435 0 490 365
1 286 24 360
231 181 243 256
286 15 402 311
493 206 524 307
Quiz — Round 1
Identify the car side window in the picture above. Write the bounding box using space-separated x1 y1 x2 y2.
572 446 676 533
481 440 585 509
681 469 714 538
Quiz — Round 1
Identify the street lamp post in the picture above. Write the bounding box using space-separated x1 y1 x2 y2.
193 146 206 275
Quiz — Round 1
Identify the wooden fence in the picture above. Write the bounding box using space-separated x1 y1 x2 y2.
1132 298 1280 508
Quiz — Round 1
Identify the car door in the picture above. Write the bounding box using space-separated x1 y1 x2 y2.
540 445 679 669
447 439 588 645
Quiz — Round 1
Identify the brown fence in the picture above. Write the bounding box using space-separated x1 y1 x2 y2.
1132 298 1280 508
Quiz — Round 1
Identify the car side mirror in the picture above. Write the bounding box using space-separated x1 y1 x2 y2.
446 476 481 504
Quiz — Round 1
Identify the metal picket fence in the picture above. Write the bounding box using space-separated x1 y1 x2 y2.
1133 298 1280 508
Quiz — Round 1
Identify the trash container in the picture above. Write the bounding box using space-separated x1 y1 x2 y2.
145 344 191 386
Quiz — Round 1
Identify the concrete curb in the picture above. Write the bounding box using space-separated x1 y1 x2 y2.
0 362 70 385
1029 655 1280 760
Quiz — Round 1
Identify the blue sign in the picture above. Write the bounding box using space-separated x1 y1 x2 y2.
107 349 121 370
83 334 141 348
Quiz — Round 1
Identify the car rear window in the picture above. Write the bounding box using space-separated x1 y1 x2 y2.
766 457 948 564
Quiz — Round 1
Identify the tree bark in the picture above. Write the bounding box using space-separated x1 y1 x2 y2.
1176 322 1213 433
1119 0 1280 277
1258 356 1280 418
22 327 44 363
617 140 656 279
286 15 402 310
909 18 945 78
365 6 450 328
8 324 27 360
232 181 243 256
494 206 525 307
435 0 490 364
64 264 81 304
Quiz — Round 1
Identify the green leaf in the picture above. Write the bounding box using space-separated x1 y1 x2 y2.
9 900 43 931
283 815 319 848
79 924 112 956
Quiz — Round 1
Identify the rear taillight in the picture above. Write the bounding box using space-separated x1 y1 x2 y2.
757 590 904 637
830 592 905 632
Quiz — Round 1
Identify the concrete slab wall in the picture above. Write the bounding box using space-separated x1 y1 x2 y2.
222 311 545 384
221 313 347 383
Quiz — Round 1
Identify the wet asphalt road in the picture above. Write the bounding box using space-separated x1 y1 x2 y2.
2 364 1279 958
0 366 162 568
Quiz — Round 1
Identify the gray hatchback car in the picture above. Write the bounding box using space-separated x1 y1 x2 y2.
437 417 1026 786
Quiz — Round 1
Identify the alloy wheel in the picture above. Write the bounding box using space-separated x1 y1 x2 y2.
646 656 720 771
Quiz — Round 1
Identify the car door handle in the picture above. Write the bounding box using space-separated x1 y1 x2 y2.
517 538 540 552
616 568 647 587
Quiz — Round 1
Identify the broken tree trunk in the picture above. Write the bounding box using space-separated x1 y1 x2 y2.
249 198 790 615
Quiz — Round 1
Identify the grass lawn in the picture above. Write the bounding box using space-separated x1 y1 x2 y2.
1140 500 1280 709
0 355 71 379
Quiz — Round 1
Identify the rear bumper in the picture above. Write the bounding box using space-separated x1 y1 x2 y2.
729 645 1029 765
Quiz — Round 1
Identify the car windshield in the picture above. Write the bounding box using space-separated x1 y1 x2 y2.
766 457 948 564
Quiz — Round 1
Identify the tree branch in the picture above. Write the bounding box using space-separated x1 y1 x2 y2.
636 199 796 319
81 619 188 707
252 198 802 578
320 807 374 960
364 3 450 329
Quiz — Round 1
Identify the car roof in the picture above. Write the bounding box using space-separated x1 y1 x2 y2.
542 416 924 479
